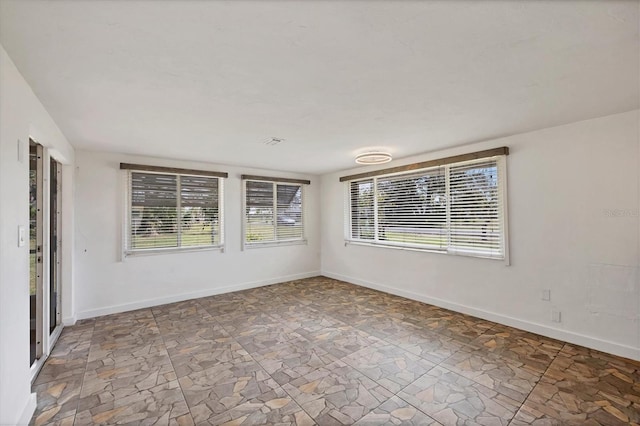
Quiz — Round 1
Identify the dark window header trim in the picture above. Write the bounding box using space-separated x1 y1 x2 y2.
120 163 228 178
241 174 310 185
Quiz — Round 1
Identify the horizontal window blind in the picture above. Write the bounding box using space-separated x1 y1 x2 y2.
346 155 507 259
277 185 303 240
245 180 305 245
180 175 222 248
349 179 374 240
449 160 502 257
126 171 223 253
245 181 276 242
129 172 178 250
377 168 447 249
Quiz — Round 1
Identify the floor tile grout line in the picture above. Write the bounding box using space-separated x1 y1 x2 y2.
234 302 354 423
323 309 554 424
222 282 491 410
391 392 442 425
390 359 534 426
505 342 569 425
331 336 465 425
200 295 416 424
149 306 196 424
192 298 323 424
226 281 500 357
100 290 503 416
252 291 479 367
29 322 96 425
71 319 97 426
275 368 331 424
334 347 443 423
344 315 472 372
230 294 471 424
428 336 562 422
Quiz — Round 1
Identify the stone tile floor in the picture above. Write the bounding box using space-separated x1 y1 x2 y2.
30 276 640 425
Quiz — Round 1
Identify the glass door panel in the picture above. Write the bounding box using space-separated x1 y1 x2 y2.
49 158 61 334
29 141 44 365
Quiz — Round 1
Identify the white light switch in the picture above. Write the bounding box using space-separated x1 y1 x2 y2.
18 226 26 247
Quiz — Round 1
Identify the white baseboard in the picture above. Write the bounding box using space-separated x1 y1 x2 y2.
17 393 37 425
76 271 321 320
322 270 640 361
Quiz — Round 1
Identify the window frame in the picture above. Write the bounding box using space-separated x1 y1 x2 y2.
345 155 509 261
242 178 307 249
123 169 225 257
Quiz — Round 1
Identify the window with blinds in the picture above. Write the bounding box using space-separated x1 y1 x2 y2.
346 156 507 259
448 160 502 256
244 180 304 246
349 179 374 240
125 171 223 253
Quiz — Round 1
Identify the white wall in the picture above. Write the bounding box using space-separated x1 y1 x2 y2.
73 150 321 319
321 110 640 360
0 44 75 425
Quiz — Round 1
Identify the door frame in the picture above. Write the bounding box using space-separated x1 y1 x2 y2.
29 140 65 382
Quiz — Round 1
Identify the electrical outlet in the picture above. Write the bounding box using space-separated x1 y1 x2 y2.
542 289 551 301
551 310 562 323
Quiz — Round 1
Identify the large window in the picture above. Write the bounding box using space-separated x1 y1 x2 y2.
243 176 307 246
346 155 507 259
123 165 225 254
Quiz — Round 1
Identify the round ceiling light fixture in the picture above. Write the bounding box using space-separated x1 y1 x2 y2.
355 151 392 165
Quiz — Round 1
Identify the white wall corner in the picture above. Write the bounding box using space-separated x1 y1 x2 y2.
17 393 37 426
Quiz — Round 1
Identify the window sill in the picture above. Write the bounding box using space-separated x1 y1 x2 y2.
244 239 308 250
344 240 507 262
124 245 225 258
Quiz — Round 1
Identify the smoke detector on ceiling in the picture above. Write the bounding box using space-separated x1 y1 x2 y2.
264 137 285 146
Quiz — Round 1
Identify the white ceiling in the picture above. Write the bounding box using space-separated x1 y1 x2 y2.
1 1 638 174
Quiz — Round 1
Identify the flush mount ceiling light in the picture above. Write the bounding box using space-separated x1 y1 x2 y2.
355 151 392 165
